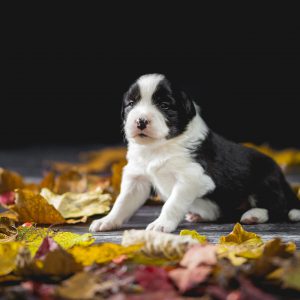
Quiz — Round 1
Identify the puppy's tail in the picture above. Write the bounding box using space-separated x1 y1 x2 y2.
282 176 300 221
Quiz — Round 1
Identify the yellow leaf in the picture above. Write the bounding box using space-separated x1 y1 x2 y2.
0 242 22 276
180 229 207 243
51 147 127 174
219 223 262 245
0 168 24 194
244 143 300 168
40 188 111 219
217 223 264 266
17 227 94 256
68 243 142 266
122 229 198 260
12 189 65 224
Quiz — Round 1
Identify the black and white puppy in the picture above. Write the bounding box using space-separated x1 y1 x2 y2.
90 74 300 233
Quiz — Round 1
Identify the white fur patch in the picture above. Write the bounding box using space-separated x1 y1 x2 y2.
288 209 300 221
240 208 269 224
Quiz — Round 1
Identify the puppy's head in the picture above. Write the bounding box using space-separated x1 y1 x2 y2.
122 74 196 144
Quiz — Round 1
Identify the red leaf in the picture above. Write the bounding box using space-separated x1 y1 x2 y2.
239 277 276 300
135 266 174 292
180 244 217 269
34 237 60 259
0 191 15 206
169 265 212 293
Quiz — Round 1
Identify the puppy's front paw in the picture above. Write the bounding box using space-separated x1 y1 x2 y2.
89 215 121 232
146 218 177 233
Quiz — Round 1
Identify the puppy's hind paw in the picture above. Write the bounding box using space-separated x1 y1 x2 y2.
288 209 300 222
185 212 204 223
89 216 122 232
240 208 268 224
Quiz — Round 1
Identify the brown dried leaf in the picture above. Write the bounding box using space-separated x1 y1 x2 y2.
12 189 65 224
0 217 18 242
0 168 24 193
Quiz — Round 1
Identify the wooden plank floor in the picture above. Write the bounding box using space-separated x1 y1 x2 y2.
1 144 300 247
57 205 300 248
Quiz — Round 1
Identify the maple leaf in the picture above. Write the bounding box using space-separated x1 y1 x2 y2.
0 168 24 194
179 229 207 243
122 230 198 260
281 254 300 291
217 223 264 266
0 217 18 242
40 187 111 219
135 266 174 292
68 243 143 266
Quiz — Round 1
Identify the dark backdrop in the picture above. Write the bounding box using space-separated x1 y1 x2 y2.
7 32 300 149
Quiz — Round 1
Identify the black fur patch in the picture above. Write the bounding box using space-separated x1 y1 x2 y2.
152 78 196 138
190 131 300 221
122 83 141 121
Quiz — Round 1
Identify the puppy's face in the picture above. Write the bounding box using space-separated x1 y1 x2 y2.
122 74 196 144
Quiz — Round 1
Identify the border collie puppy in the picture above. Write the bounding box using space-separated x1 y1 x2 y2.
90 74 300 233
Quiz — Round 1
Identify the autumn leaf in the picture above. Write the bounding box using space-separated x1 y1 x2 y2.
17 237 82 277
0 242 22 276
135 266 174 292
180 244 217 269
0 168 24 194
40 187 111 219
11 189 65 224
0 191 15 207
122 230 198 260
17 226 94 256
217 223 264 266
248 238 296 278
0 217 18 242
56 272 101 300
111 159 127 197
179 229 207 243
68 243 143 266
281 254 300 291
169 265 212 293
244 143 300 168
51 147 127 174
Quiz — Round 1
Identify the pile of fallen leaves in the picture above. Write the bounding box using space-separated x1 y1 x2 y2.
1 146 300 299
0 220 299 299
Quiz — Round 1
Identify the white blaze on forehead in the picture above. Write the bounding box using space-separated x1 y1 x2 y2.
137 74 165 100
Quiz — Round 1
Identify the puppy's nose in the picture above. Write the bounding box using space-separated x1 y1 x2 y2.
136 118 149 130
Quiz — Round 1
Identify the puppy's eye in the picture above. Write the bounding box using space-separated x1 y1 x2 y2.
127 101 135 107
159 102 169 110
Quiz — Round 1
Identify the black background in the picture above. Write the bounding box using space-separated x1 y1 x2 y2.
6 16 300 149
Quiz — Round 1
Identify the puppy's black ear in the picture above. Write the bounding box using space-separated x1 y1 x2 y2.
121 92 127 121
180 91 196 117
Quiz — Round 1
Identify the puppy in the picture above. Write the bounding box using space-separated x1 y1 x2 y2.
90 74 300 232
